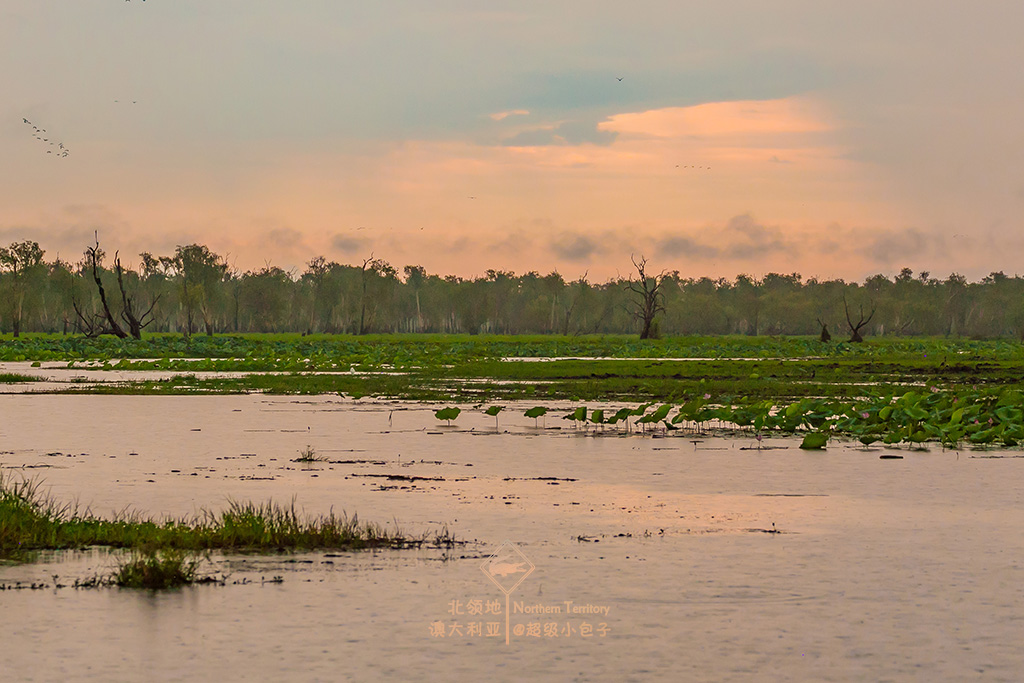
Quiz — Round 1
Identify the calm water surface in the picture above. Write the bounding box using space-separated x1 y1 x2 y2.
1 395 1022 682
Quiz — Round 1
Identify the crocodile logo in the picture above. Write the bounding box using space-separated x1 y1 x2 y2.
487 561 528 578
480 541 535 594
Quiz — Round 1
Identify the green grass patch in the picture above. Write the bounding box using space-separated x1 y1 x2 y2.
6 333 1024 416
0 373 41 383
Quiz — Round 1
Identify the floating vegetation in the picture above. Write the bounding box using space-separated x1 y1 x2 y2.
484 405 503 429
434 406 461 425
524 406 548 427
5 334 1024 447
454 386 1024 449
800 432 829 450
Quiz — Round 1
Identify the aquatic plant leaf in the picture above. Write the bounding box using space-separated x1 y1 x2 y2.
434 407 461 422
609 407 633 425
650 404 672 422
799 432 828 449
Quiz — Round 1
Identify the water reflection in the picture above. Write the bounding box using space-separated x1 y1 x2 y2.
2 395 1023 681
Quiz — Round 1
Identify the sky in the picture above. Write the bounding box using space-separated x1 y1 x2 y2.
3 1 1024 282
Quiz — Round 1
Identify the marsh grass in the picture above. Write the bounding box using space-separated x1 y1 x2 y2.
0 373 41 383
0 473 444 561
113 548 200 589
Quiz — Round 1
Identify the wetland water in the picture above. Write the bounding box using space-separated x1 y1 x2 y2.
2 394 1023 682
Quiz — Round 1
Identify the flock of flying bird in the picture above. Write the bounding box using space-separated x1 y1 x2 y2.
22 118 69 158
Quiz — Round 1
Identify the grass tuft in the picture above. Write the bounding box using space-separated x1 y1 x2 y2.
113 548 199 589
292 445 326 463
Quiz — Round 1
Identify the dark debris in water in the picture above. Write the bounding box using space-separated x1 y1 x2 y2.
754 493 828 497
350 473 456 482
0 574 282 591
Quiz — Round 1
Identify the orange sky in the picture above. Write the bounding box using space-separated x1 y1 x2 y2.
3 3 1022 282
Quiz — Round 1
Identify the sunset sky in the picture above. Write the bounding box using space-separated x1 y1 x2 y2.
3 2 1023 282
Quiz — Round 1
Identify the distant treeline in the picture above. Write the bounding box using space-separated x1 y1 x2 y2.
1 239 1022 339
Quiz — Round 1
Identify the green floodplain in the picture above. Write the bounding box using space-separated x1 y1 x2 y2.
3 332 1024 583
3 332 1024 449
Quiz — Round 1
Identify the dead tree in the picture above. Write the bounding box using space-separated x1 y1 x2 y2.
816 318 832 342
71 298 106 337
358 253 374 336
843 296 876 343
81 236 128 338
114 252 159 339
626 255 667 340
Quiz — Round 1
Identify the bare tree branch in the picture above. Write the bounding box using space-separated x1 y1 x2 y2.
843 295 876 342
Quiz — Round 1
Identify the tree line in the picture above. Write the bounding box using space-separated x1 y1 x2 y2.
1 238 1023 340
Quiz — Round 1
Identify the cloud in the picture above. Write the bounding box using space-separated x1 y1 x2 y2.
720 214 790 258
657 235 721 259
490 109 530 121
599 98 834 139
501 119 617 147
486 229 530 255
656 214 792 260
267 227 305 248
859 228 944 265
550 233 600 261
330 234 370 254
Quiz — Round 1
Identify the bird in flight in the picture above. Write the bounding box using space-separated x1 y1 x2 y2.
616 77 623 81
22 117 69 158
